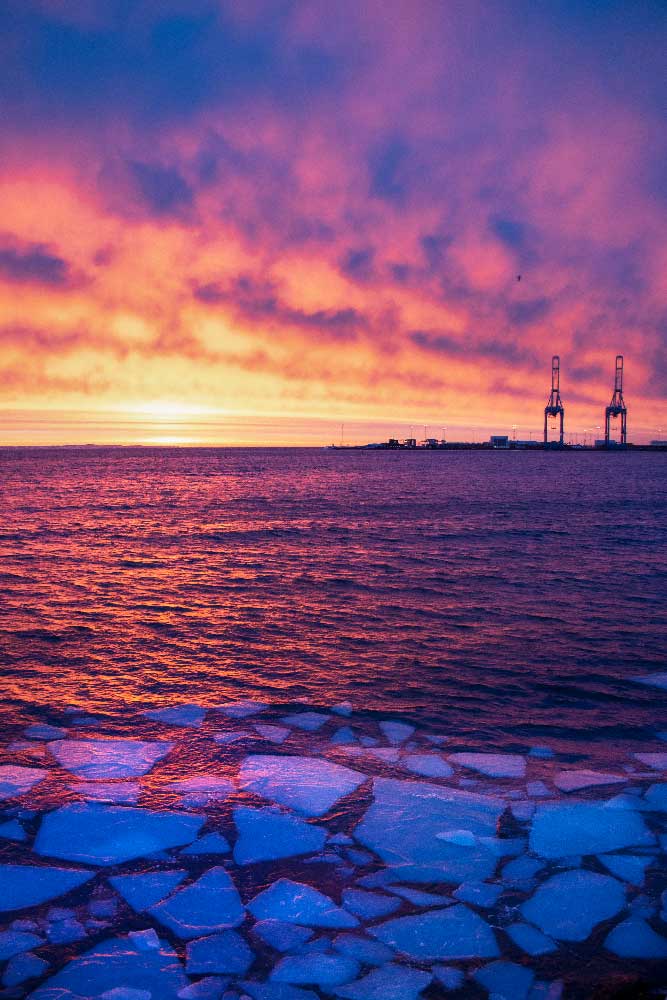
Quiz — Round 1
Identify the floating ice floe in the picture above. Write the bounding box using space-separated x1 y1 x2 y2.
331 727 355 745
553 770 626 792
110 870 188 911
249 878 358 928
506 922 556 955
70 780 141 804
217 700 269 719
281 712 330 732
213 731 253 745
253 920 313 952
234 805 327 864
341 889 400 919
634 672 667 690
389 886 450 907
474 960 534 1000
448 753 526 778
334 964 432 1000
255 724 291 744
332 702 353 717
181 832 231 855
239 755 365 817
0 818 27 841
165 775 234 807
4 951 49 988
402 754 453 778
354 777 505 883
0 864 93 912
149 867 245 938
0 765 48 800
604 916 667 958
521 869 625 941
645 783 667 810
271 953 360 988
186 929 253 974
332 934 394 967
24 724 66 740
242 983 319 1000
529 801 654 857
366 748 400 764
452 881 502 907
370 905 499 960
0 929 44 960
634 752 667 770
143 705 206 728
35 803 204 865
48 739 173 779
598 853 653 885
28 934 188 999
378 722 414 744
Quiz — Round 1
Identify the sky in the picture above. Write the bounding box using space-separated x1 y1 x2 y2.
1 0 666 445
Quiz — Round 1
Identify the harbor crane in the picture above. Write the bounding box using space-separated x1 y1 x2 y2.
544 355 565 445
605 355 627 445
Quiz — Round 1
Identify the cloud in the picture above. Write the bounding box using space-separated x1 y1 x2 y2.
0 235 75 287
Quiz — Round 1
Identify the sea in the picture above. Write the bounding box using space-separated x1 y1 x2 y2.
1 447 665 745
0 446 666 998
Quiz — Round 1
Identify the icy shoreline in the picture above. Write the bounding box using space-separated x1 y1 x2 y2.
1 699 666 999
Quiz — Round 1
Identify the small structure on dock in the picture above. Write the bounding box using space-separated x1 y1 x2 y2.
605 355 627 446
544 355 565 445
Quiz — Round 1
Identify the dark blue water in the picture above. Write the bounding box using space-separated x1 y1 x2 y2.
1 447 665 753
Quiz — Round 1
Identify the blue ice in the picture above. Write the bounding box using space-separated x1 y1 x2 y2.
185 929 254 974
252 920 314 952
110 870 187 910
181 832 231 855
280 712 330 732
70 780 141 804
379 722 415 744
474 960 535 1000
0 765 47 800
25 724 66 740
529 802 653 857
0 819 27 841
28 934 188 999
149 867 245 938
239 755 365 817
4 952 49 988
332 934 395 966
521 870 625 941
233 805 327 864
255 725 291 744
334 963 432 999
249 878 358 928
370 905 499 960
0 930 44 960
48 739 173 779
341 889 400 919
403 754 453 778
271 953 360 988
35 803 204 865
598 853 652 885
0 864 93 912
604 916 667 958
448 753 525 778
143 705 206 728
506 922 556 955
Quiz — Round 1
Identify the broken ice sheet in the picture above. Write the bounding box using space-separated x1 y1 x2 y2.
143 705 206 728
521 869 625 941
233 805 326 864
402 754 453 778
271 953 360 988
239 755 365 817
0 864 93 912
35 802 204 865
0 765 48 800
28 934 188 999
249 878 358 929
354 777 505 883
48 738 173 779
255 724 291 744
110 870 188 911
217 700 269 719
165 775 234 805
185 929 253 975
149 867 245 938
280 712 330 732
553 770 626 792
370 905 499 960
378 721 415 744
529 801 654 857
604 916 667 958
448 752 526 778
334 964 432 1000
69 780 141 804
